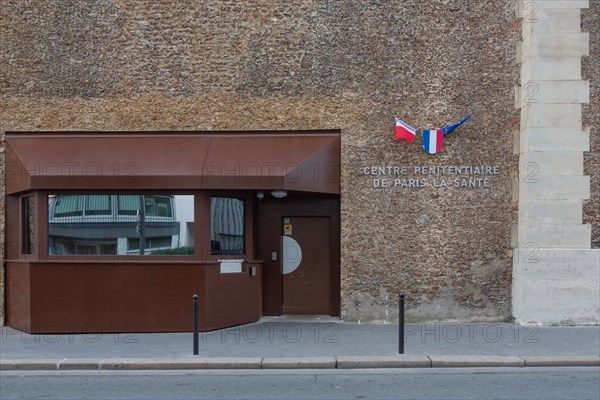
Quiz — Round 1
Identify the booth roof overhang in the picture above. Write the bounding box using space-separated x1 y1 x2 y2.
6 131 340 194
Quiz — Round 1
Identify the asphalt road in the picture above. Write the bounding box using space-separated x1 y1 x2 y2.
1 367 599 400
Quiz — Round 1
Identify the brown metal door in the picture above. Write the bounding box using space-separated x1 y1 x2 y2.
281 216 333 314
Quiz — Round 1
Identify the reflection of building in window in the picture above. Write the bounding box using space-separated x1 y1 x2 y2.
117 195 173 218
210 197 244 255
48 195 194 256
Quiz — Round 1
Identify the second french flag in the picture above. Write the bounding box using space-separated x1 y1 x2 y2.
422 129 445 154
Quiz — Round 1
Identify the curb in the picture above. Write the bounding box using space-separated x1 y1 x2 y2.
429 356 525 368
336 355 431 369
1 355 598 371
99 357 263 370
262 357 336 369
520 356 600 367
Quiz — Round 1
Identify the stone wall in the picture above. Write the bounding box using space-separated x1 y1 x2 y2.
1 0 524 323
582 1 599 249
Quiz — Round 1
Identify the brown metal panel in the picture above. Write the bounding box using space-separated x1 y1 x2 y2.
6 142 30 194
6 262 32 331
282 136 340 194
5 132 340 194
256 199 283 316
26 263 204 333
5 196 20 259
201 262 263 331
201 135 339 192
5 135 212 192
7 261 262 333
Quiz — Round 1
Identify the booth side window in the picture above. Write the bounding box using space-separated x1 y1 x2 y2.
210 197 245 255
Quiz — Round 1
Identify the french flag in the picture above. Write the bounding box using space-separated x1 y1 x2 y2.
422 129 445 154
394 117 417 143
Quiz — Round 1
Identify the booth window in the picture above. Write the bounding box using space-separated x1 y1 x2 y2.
21 196 36 255
48 194 194 256
210 197 245 255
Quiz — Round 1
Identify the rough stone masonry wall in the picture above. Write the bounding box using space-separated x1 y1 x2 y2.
583 2 600 249
0 1 522 324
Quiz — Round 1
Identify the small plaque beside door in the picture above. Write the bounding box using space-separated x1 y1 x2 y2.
283 223 293 236
219 260 243 273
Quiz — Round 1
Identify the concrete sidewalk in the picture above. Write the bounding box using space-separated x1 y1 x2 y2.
1 317 599 370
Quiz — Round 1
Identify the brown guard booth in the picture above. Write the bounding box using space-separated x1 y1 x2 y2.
5 131 340 333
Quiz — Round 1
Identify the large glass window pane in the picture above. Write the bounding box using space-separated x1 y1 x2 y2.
210 197 244 256
48 194 194 256
85 195 111 216
145 195 173 218
54 195 84 218
118 195 138 216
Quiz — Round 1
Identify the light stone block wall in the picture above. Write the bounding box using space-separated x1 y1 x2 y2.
520 152 584 176
521 58 581 82
521 33 589 59
514 0 599 325
517 80 589 106
521 176 590 201
513 249 599 325
520 128 589 152
520 104 582 129
523 200 583 224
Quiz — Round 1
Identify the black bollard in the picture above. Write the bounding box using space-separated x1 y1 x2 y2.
193 294 199 355
399 293 405 354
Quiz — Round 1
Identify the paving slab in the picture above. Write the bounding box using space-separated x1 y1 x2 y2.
336 355 431 369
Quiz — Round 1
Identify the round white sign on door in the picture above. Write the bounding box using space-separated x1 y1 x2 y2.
282 235 302 275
